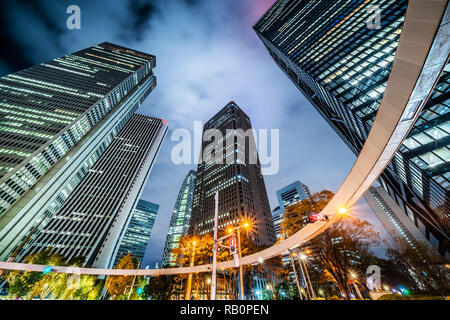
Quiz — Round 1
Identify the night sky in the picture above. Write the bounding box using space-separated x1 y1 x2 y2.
0 0 388 268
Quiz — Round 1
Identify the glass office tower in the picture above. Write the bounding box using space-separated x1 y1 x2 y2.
114 199 159 266
189 102 276 247
365 185 438 255
0 43 157 260
272 180 311 241
255 0 449 256
276 180 311 212
18 114 167 268
162 170 197 267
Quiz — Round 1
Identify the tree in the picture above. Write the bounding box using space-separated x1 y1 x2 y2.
306 216 379 299
283 189 379 299
4 249 97 300
283 190 334 236
104 253 141 300
144 275 175 300
385 236 450 295
5 248 61 299
171 234 213 267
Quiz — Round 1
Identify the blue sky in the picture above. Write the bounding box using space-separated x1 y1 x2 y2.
0 0 388 267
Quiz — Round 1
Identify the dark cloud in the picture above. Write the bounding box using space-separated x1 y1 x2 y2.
118 0 159 41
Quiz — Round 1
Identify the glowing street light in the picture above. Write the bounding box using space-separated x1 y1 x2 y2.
348 270 363 300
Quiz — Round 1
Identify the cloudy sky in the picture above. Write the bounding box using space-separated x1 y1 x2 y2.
0 0 388 267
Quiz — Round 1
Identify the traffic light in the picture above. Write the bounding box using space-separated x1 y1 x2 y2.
137 287 143 295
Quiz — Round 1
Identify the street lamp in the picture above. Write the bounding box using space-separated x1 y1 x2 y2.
338 207 348 214
232 220 251 300
298 250 315 299
210 192 252 301
349 270 363 300
186 239 197 300
280 216 305 300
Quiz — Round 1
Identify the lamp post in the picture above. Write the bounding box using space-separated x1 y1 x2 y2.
211 191 219 300
299 251 316 299
289 251 304 300
225 222 249 300
295 253 311 299
280 215 305 300
349 271 363 300
185 239 197 300
210 215 250 300
236 224 245 300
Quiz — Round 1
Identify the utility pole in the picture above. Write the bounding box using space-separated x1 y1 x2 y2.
296 256 311 299
211 191 219 300
127 261 141 300
211 213 249 300
289 251 304 300
300 255 316 299
280 216 304 300
186 240 196 299
237 227 244 300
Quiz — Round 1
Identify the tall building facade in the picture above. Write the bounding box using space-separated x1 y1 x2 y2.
365 185 439 255
162 170 197 267
271 206 284 242
254 0 449 256
272 180 311 241
276 181 311 212
114 199 159 266
189 102 276 246
0 42 157 260
17 114 168 268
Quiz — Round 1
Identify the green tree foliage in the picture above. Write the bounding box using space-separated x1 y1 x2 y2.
5 249 98 300
5 248 62 299
105 253 142 300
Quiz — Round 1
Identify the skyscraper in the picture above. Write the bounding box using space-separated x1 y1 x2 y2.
17 114 168 268
0 42 157 260
189 102 276 246
365 185 438 255
114 199 159 266
254 0 449 257
162 170 197 267
276 181 311 212
272 180 311 241
271 206 284 242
